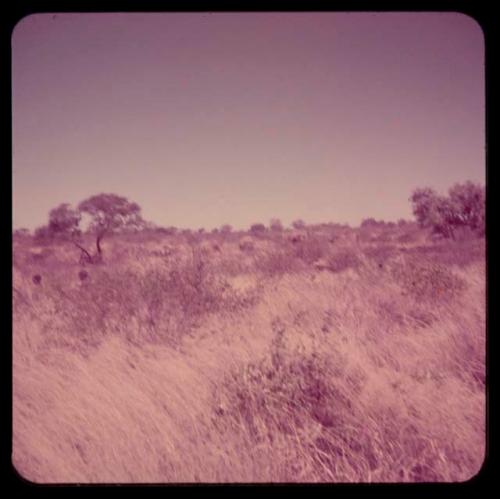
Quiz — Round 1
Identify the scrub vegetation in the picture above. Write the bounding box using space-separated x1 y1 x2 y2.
13 183 486 483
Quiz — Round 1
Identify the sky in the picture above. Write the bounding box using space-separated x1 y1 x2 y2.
12 12 485 231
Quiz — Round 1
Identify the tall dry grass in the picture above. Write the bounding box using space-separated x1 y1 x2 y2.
12 228 485 483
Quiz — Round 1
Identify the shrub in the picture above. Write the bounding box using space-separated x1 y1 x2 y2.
270 218 283 232
250 223 266 236
409 182 485 239
239 239 255 252
448 181 485 236
38 247 260 353
392 260 466 302
254 250 299 277
211 324 383 481
13 228 30 240
212 321 355 443
325 250 362 273
397 230 420 244
406 239 485 268
292 219 306 230
291 236 328 265
33 225 52 244
361 218 380 228
363 245 398 269
138 253 259 344
289 233 306 244
410 188 450 238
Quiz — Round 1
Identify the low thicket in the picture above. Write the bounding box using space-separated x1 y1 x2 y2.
18 245 259 355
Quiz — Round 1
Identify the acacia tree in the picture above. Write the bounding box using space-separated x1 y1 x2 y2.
78 193 144 258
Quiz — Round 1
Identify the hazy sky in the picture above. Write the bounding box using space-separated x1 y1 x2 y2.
12 12 484 231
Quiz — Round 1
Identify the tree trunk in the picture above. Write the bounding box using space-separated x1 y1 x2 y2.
96 234 103 256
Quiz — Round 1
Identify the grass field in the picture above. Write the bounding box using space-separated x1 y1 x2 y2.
12 223 486 483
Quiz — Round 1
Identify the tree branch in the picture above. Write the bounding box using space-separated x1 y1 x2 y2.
72 241 93 262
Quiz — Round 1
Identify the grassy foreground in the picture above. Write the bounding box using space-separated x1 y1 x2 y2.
12 224 485 483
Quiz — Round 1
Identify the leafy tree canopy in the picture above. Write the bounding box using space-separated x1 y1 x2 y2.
78 193 143 236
